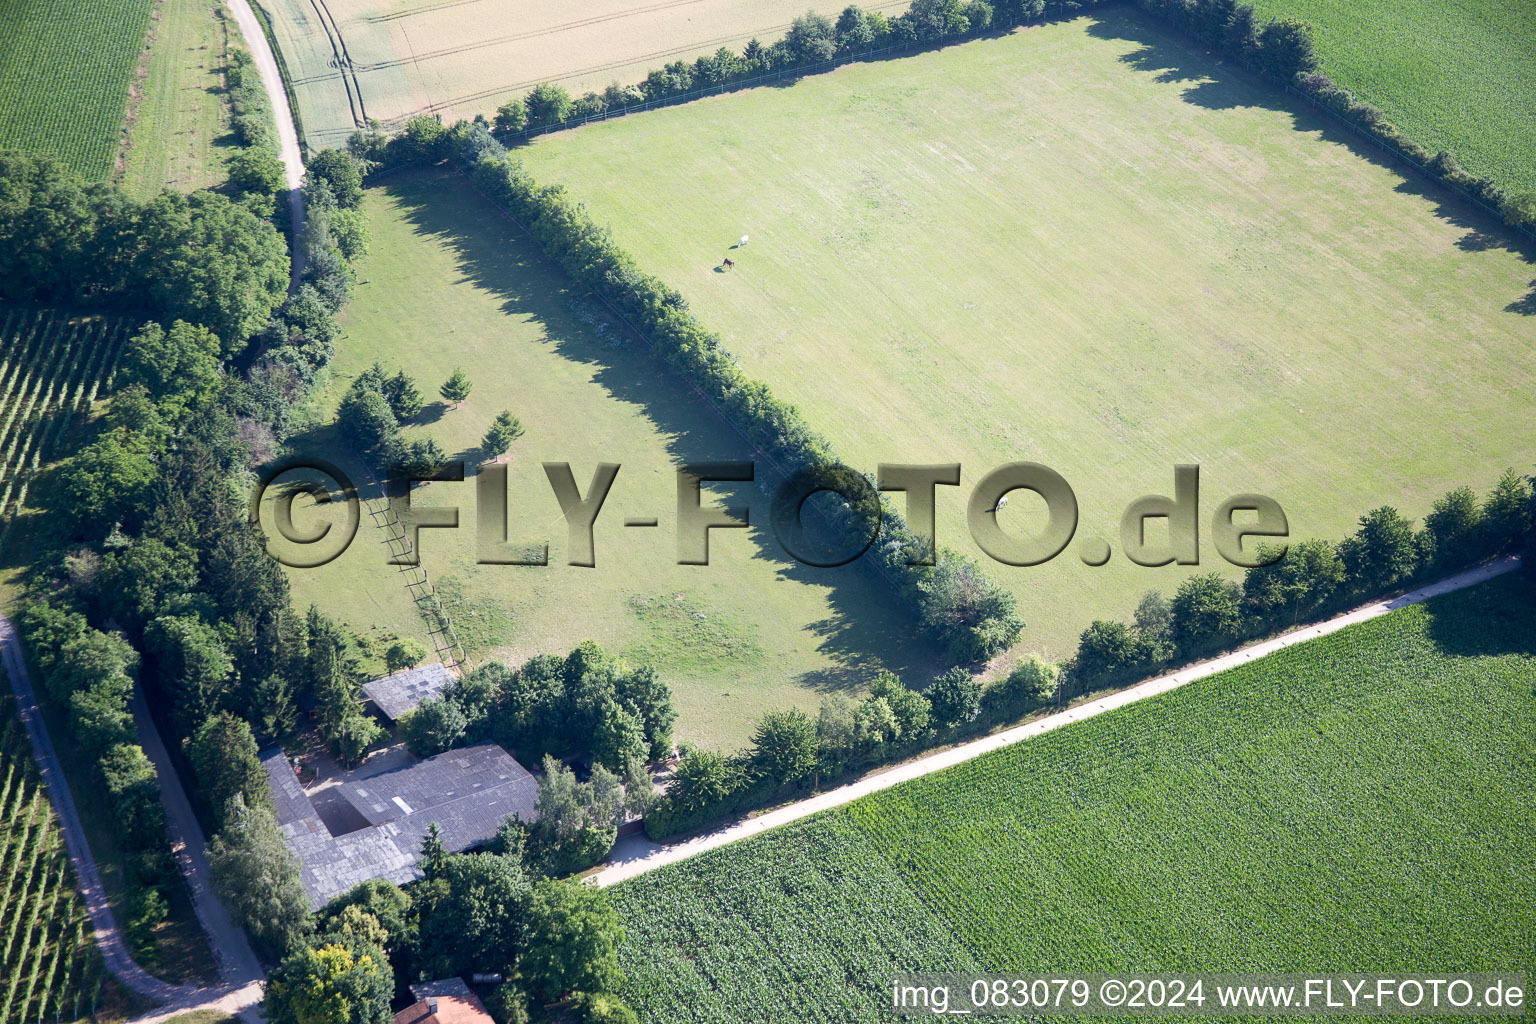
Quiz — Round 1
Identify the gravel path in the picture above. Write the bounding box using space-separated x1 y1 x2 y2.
2 613 267 1021
0 614 183 1004
226 0 307 292
595 556 1523 886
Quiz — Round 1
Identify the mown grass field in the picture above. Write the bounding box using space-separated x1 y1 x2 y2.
121 0 239 197
1252 0 1536 194
0 0 156 179
279 169 946 749
610 573 1536 1023
262 0 902 151
522 9 1536 661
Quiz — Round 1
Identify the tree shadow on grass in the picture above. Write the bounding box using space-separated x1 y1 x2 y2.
1085 8 1536 302
1423 571 1536 659
367 168 948 692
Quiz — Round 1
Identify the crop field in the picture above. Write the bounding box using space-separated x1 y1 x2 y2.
1252 0 1536 194
0 695 111 1024
0 0 157 179
609 573 1536 1023
260 0 910 149
521 10 1536 660
0 311 131 528
277 169 946 749
120 0 238 197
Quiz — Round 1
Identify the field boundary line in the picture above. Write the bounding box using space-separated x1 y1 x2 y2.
593 556 1523 885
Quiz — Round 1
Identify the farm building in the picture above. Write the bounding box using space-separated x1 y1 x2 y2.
362 662 455 722
261 742 538 906
394 978 495 1024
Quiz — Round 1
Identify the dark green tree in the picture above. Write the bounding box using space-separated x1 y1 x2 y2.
750 708 817 786
229 146 286 197
53 430 158 536
439 368 473 408
1338 506 1418 593
1243 538 1346 624
382 370 422 420
590 700 646 774
518 878 625 1003
414 852 530 978
785 12 838 62
400 697 468 758
1255 16 1318 79
145 614 235 735
187 712 270 828
98 536 199 634
926 666 982 728
209 794 311 956
119 321 223 414
479 409 524 461
1170 573 1244 655
304 149 364 209
1423 486 1483 566
1483 468 1532 552
524 83 573 129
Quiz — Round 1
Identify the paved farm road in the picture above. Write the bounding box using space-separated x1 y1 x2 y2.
595 557 1523 886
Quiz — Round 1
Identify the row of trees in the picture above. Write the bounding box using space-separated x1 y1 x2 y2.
350 118 1023 664
1070 471 1536 691
1135 0 1535 231
485 0 1535 232
646 471 1535 838
16 604 174 961
400 642 676 771
643 659 1055 837
491 0 1005 136
484 0 1310 142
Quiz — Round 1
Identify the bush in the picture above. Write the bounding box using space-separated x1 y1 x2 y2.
999 655 1058 708
750 708 818 786
1170 573 1244 656
578 993 639 1024
1339 506 1418 593
385 638 427 672
926 667 982 728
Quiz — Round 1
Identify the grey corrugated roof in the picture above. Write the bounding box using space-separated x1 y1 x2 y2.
340 745 533 828
410 978 474 1002
361 663 454 721
260 743 538 908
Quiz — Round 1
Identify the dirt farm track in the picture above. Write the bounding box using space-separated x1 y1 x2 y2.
261 0 911 146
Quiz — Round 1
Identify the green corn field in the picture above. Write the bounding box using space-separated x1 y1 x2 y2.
0 0 157 180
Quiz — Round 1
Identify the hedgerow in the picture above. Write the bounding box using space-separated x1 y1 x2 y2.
353 120 1024 667
611 575 1536 1022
